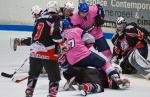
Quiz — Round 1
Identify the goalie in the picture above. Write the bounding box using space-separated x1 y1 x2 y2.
111 17 150 79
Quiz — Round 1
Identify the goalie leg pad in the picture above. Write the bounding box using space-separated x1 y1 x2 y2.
128 49 150 79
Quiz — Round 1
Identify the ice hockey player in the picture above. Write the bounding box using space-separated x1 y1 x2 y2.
13 5 43 51
54 1 75 55
59 19 130 96
13 1 75 52
63 66 104 96
12 5 46 74
25 1 62 97
111 17 150 76
70 2 112 60
59 1 74 19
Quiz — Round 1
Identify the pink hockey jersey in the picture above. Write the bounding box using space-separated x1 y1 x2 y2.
71 5 104 39
61 27 91 65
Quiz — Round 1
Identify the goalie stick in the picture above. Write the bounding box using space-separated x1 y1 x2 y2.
1 58 28 78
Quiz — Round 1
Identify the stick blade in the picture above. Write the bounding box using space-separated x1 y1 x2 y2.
1 72 13 78
15 76 28 83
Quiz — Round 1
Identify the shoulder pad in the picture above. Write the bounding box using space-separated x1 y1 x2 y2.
126 25 134 29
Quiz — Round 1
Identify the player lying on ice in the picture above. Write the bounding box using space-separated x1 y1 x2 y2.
58 19 130 96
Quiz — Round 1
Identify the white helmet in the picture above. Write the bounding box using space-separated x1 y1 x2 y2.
64 1 74 9
31 5 42 15
47 1 59 13
116 17 126 35
116 17 126 24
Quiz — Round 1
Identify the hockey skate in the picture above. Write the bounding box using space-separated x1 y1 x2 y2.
78 84 87 96
78 83 104 96
63 76 76 91
47 95 56 97
110 74 130 89
25 88 33 97
13 38 21 51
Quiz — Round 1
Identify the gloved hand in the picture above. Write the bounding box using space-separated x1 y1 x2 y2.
111 56 120 64
112 62 122 74
59 43 68 54
95 15 105 27
111 56 122 73
58 53 66 65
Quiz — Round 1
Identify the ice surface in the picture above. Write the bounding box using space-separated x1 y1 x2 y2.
0 30 150 97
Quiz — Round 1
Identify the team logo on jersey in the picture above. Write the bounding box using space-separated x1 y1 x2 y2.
120 37 129 51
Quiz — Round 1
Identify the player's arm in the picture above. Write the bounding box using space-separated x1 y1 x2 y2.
138 27 150 43
111 33 119 45
126 25 145 46
51 19 63 43
82 32 95 44
95 4 105 27
111 45 122 63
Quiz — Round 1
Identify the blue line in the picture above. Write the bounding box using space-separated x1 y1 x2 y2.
0 25 33 32
0 25 113 39
104 33 113 39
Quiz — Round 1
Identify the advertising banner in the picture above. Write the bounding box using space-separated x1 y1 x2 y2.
80 0 150 30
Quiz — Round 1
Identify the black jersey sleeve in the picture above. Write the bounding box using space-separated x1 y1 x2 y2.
51 17 63 43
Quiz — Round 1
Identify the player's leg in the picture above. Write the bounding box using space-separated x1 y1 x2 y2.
120 59 137 74
83 52 130 89
98 69 109 88
78 68 104 96
44 60 61 97
93 37 112 60
63 67 104 95
73 52 106 69
137 44 148 59
79 82 104 96
102 61 130 89
63 66 81 91
128 48 150 80
120 44 148 74
25 57 43 97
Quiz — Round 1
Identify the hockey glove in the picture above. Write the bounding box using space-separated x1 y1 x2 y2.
95 15 105 27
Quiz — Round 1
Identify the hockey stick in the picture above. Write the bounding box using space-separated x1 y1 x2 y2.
63 76 76 91
1 58 28 78
12 76 28 83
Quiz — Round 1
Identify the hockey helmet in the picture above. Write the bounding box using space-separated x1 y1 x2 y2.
47 1 59 13
78 3 89 13
116 17 126 24
63 19 72 29
64 1 74 9
31 5 42 15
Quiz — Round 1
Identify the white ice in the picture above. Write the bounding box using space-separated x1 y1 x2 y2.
0 30 150 97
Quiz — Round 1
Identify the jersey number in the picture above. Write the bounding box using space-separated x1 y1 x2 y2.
67 39 75 49
34 23 44 40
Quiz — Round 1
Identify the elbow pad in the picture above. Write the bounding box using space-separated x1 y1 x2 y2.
82 33 95 44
